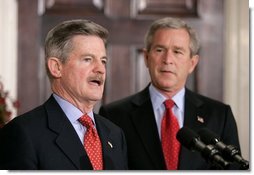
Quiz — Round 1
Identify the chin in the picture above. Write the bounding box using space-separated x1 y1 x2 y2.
91 95 103 101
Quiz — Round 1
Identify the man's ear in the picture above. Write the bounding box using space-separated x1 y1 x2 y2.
188 55 199 74
143 48 149 67
47 57 62 78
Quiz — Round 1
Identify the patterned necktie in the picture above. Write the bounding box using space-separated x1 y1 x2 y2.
161 99 180 170
79 114 103 170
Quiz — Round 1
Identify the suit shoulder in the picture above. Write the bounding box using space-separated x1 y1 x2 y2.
100 93 138 112
107 93 138 106
8 95 59 127
186 89 230 108
3 104 46 132
101 88 150 111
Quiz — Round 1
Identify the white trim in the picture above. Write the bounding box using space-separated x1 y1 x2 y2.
224 0 249 160
0 0 18 118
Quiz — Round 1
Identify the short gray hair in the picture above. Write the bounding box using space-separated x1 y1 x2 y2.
45 19 108 79
144 17 200 57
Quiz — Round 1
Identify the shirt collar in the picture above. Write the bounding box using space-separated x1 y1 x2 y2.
53 93 95 124
149 84 185 112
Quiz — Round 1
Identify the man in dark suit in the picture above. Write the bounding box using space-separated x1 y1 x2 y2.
99 17 241 170
0 19 127 170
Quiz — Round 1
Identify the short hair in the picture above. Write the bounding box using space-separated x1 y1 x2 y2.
144 17 200 57
44 19 108 79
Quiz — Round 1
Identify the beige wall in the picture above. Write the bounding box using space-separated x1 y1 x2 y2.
224 0 249 160
0 0 17 118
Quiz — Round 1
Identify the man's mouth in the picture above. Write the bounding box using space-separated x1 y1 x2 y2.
161 70 175 75
88 76 104 86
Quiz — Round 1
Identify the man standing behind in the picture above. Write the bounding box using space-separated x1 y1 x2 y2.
0 19 127 170
99 17 241 170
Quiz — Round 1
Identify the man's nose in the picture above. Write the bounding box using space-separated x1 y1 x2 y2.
163 50 174 64
94 60 106 74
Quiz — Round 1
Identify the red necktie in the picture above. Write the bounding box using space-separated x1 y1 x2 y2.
161 99 180 170
79 114 103 170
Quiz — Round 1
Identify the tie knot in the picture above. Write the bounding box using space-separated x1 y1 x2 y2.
164 99 175 109
78 114 94 128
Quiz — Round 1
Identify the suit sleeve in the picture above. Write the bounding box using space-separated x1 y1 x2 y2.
221 105 241 151
0 119 37 170
221 105 244 170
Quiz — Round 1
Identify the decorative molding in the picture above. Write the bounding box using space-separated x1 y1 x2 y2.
43 0 104 16
131 0 199 19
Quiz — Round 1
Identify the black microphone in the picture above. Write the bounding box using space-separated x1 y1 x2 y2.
198 128 249 170
176 127 230 169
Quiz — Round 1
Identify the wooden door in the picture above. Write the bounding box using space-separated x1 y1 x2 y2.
17 0 224 114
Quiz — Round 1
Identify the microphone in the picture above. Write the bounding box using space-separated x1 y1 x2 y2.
176 127 230 169
198 128 249 170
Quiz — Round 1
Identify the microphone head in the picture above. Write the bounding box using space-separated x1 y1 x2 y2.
198 128 220 144
176 126 199 150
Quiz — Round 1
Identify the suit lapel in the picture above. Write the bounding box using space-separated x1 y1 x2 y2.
178 89 207 169
94 114 115 170
130 88 166 169
45 96 92 170
182 89 204 130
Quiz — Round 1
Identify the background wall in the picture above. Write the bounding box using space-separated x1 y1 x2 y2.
224 0 249 161
0 0 17 119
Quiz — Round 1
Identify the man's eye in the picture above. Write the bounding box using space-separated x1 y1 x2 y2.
174 50 183 55
102 59 107 65
84 57 92 62
155 48 164 52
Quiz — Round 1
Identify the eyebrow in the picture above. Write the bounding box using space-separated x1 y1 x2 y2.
152 44 166 50
152 44 186 52
81 53 108 60
101 56 108 60
173 46 186 52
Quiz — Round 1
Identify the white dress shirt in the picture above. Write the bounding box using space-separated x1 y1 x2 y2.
53 93 96 144
149 84 185 140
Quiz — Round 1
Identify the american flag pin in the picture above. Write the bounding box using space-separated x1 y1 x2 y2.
108 141 113 148
197 116 204 123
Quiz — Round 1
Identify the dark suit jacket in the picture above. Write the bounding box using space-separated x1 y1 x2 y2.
99 86 241 170
0 95 128 170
